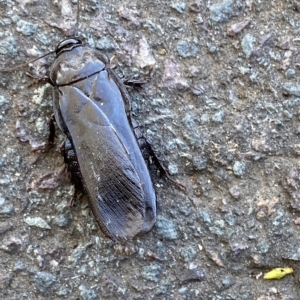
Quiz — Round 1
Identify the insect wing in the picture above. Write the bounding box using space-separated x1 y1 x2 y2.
59 85 145 241
89 67 157 233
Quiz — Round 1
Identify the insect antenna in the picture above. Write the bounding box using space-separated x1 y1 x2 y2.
74 0 80 38
0 50 55 73
0 1 82 73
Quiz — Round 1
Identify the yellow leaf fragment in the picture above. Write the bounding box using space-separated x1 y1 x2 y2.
263 267 293 280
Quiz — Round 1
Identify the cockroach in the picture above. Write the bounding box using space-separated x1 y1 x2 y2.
50 37 157 241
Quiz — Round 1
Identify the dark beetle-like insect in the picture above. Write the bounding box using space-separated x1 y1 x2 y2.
49 38 157 241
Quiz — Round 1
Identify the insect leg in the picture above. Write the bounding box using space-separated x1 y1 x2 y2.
26 72 54 86
61 140 84 192
131 118 186 190
48 115 56 146
122 66 153 89
60 139 84 206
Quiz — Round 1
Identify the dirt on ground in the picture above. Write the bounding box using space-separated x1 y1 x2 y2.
0 0 300 299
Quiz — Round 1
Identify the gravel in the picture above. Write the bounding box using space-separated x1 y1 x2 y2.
0 0 299 299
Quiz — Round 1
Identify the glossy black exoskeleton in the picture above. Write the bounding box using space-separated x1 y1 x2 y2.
50 38 156 241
